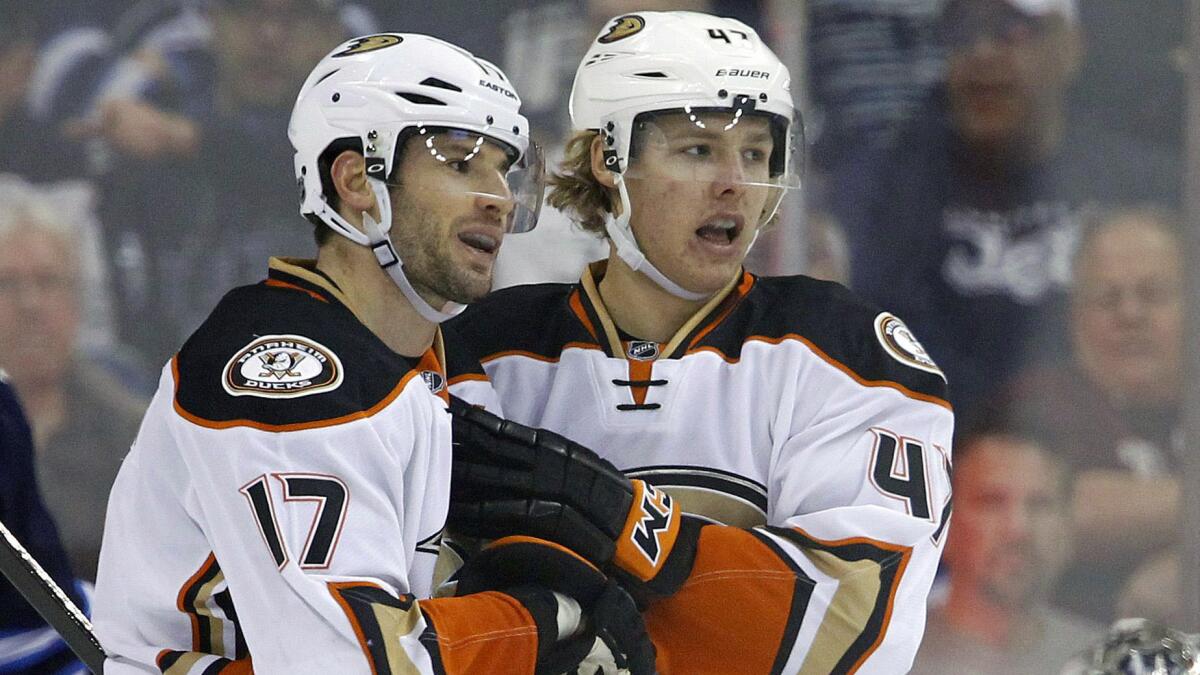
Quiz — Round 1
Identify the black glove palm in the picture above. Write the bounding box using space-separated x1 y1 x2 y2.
450 400 634 564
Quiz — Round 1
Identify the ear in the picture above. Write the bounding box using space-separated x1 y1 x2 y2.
589 134 619 189
330 149 376 216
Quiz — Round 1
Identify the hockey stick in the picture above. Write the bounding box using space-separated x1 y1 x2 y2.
0 518 105 674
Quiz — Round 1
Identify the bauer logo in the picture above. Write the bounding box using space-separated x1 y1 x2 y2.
874 313 944 379
715 68 769 79
626 341 659 361
223 335 344 398
598 15 645 43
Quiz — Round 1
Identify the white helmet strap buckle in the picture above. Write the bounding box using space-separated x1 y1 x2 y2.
371 240 399 268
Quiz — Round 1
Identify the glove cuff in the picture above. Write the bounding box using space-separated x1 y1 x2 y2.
620 515 705 600
503 585 562 652
612 480 683 582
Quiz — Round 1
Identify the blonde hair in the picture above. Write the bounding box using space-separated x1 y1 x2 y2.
547 130 617 237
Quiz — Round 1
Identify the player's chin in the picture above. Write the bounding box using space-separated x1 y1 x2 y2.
685 261 742 295
443 269 495 305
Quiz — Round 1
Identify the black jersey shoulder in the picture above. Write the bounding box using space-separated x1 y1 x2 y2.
697 275 949 404
174 281 421 428
444 282 597 377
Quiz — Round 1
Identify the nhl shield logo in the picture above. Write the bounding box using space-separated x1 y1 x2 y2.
874 313 944 379
223 334 343 398
626 341 659 361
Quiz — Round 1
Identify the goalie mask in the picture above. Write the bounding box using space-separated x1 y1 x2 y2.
290 33 543 322
570 11 802 300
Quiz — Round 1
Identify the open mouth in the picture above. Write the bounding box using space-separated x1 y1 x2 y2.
458 231 501 255
695 215 744 246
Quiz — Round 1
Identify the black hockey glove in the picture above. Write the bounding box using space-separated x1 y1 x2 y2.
448 398 701 597
456 536 656 675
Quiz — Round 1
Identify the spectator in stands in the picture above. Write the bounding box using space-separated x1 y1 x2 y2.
839 0 1179 415
808 0 945 171
911 416 1101 674
0 374 89 674
0 176 147 582
1002 207 1184 623
69 0 362 366
0 4 92 183
0 6 39 172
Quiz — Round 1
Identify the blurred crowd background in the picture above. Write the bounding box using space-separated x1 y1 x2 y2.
0 0 1191 671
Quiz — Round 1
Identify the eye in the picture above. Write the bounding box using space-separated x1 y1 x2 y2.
742 148 768 163
683 144 712 157
445 158 471 173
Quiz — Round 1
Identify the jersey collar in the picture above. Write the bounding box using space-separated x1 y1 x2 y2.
266 257 367 324
578 261 755 360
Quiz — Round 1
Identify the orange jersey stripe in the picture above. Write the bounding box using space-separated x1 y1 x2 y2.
175 553 220 652
264 278 329 304
568 288 599 341
687 334 953 411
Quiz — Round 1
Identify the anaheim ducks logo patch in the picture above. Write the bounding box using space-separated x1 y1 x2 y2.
874 313 944 378
332 34 403 58
626 340 659 361
598 15 645 43
223 335 344 398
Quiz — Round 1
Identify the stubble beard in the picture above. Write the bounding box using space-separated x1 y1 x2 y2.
390 200 492 306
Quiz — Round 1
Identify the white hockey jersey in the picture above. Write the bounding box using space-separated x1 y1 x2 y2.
94 259 546 675
445 264 955 674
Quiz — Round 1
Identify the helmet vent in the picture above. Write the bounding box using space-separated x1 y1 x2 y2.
632 71 670 79
397 92 447 106
314 69 340 85
420 77 463 93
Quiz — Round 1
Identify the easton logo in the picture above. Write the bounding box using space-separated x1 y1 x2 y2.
420 370 445 394
479 79 517 100
223 335 343 398
630 483 674 565
875 313 944 378
626 341 659 361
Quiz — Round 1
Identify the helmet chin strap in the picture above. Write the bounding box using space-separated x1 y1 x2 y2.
605 176 711 302
348 178 467 324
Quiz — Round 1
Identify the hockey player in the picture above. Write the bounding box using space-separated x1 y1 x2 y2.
444 11 954 673
93 33 654 674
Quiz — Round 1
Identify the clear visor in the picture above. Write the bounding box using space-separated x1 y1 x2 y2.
619 107 804 227
387 126 544 234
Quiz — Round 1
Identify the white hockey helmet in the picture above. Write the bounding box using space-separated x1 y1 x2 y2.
569 12 801 300
289 33 543 322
